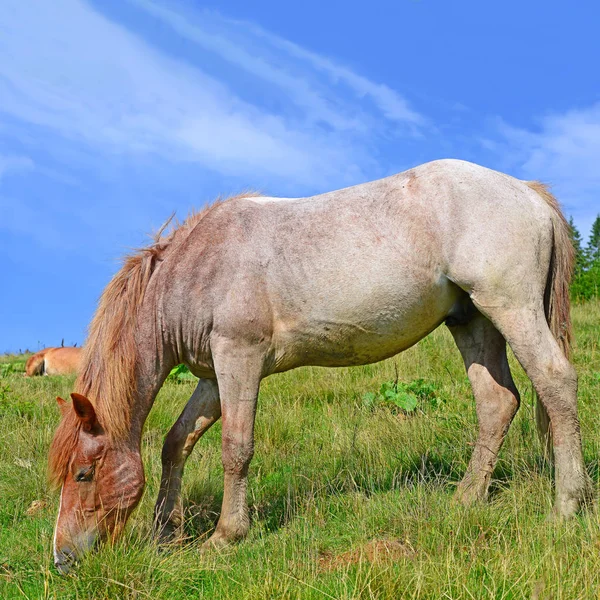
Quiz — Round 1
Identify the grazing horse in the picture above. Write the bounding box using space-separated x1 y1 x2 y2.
25 347 82 376
49 159 592 574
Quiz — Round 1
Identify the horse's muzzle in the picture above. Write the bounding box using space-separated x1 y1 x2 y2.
54 546 77 575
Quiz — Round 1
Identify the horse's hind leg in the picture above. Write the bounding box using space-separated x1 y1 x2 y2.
448 311 520 504
153 378 221 543
477 303 592 517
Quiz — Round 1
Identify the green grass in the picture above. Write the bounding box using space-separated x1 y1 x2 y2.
1 302 599 599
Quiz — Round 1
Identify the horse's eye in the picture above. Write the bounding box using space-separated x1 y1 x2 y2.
74 465 95 482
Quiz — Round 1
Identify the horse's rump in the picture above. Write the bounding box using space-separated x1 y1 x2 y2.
26 347 82 376
25 349 49 376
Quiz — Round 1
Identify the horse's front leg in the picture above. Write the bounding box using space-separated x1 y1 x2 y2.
204 343 264 548
154 378 220 543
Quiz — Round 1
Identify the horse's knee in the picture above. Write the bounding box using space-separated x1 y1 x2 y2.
539 360 578 410
222 435 254 475
553 360 577 393
161 424 187 466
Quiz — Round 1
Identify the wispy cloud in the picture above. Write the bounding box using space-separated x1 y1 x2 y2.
129 0 425 132
0 155 34 181
232 15 426 128
495 103 600 236
0 0 424 190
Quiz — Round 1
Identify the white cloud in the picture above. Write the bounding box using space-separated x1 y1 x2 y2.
495 104 600 237
499 104 600 188
0 0 423 190
129 0 425 131
235 16 426 128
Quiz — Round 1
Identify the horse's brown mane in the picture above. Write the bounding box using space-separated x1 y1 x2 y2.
49 192 260 487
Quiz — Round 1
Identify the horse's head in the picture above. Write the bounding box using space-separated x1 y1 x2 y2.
49 393 144 574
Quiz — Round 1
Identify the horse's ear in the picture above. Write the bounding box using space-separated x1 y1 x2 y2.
70 393 98 431
56 396 69 417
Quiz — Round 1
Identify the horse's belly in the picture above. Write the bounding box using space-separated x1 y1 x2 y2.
270 278 460 371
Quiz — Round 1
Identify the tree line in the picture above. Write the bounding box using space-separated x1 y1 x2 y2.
569 215 600 301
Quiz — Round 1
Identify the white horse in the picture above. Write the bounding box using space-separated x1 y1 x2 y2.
50 159 591 573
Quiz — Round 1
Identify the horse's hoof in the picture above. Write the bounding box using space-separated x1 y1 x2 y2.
551 498 580 521
201 533 231 552
154 521 184 547
454 479 488 507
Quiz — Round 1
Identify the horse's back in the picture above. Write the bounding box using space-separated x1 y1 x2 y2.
44 347 82 376
160 159 555 374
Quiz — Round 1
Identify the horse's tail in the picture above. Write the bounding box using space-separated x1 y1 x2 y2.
526 181 575 459
25 349 49 376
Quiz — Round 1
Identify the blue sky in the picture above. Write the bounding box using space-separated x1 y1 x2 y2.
1 0 599 353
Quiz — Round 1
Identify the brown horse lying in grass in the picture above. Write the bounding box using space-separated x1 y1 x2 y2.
48 159 592 574
25 347 82 376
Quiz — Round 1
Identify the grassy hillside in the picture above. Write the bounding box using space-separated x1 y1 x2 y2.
1 302 599 599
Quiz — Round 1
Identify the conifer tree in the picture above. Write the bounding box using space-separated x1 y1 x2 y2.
572 215 600 301
586 214 600 264
585 215 600 263
568 216 585 274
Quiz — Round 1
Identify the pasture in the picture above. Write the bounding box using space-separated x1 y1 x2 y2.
1 301 599 599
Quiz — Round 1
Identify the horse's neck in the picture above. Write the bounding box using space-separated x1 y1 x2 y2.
125 313 175 446
127 371 165 447
88 317 174 449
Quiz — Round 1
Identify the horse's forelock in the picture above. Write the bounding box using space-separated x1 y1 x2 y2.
48 408 82 489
